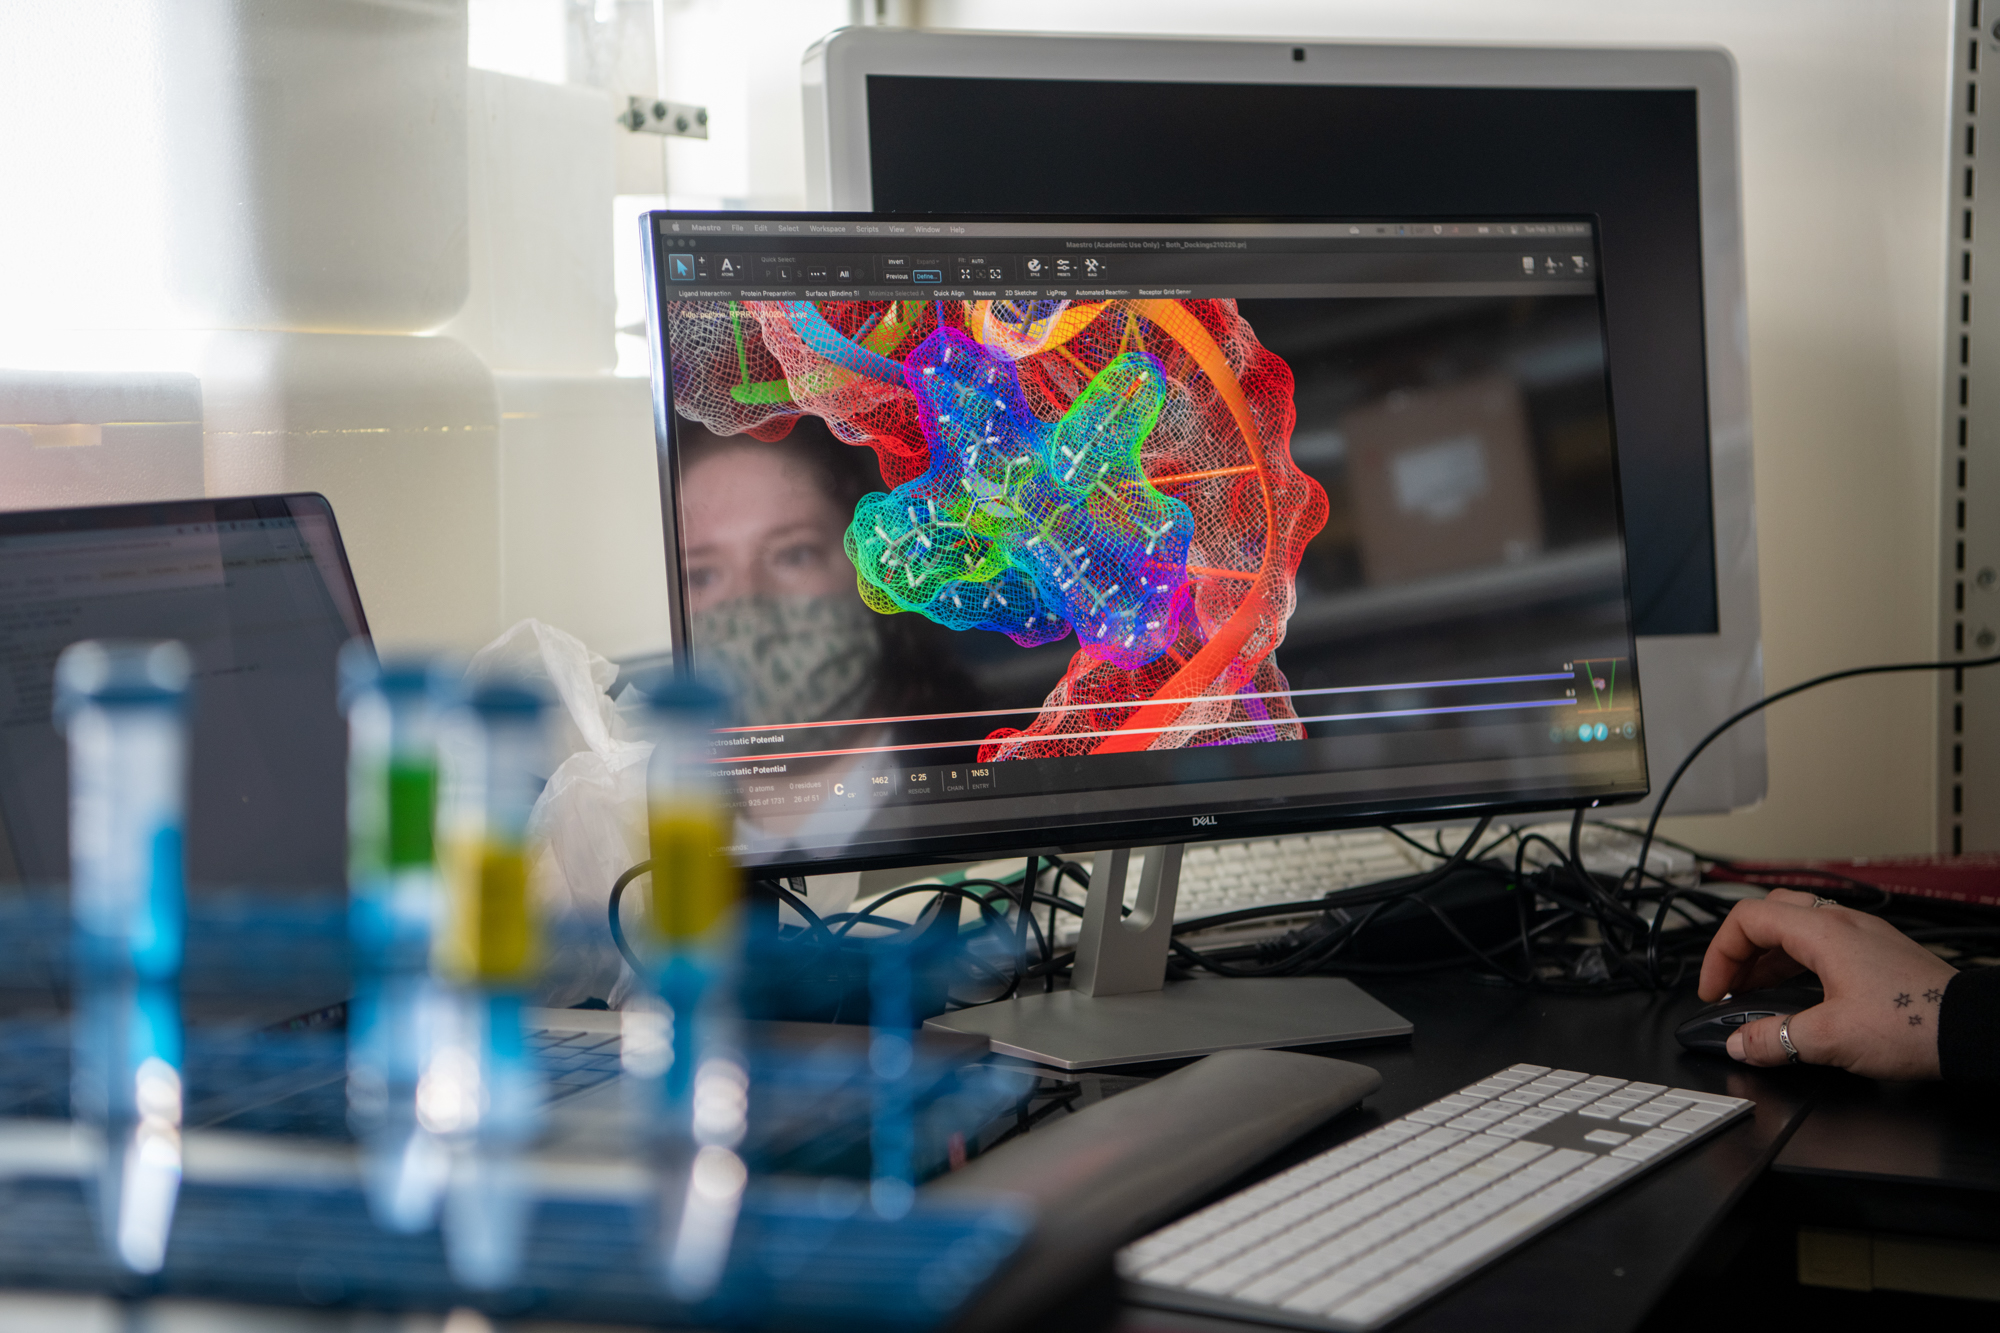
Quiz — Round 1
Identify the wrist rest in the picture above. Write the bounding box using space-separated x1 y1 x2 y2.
929 1046 1382 1332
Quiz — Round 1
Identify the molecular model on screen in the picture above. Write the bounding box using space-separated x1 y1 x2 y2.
665 297 1328 759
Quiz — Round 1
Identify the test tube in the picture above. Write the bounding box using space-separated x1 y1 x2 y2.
427 676 547 1290
641 675 748 1303
339 646 451 1232
56 639 191 1275
869 931 918 1219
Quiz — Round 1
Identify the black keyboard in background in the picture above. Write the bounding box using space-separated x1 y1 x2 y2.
0 1022 348 1135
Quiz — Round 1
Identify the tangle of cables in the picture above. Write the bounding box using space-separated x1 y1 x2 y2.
608 650 2000 1007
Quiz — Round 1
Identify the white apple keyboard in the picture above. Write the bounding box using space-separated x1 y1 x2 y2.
1120 1063 1751 1330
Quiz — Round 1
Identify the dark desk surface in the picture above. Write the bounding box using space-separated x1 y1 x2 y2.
0 971 1835 1333
1775 1074 2000 1193
1766 1067 2000 1251
1111 971 1823 1333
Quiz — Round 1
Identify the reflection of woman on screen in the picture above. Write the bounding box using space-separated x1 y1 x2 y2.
675 418 974 822
680 421 880 729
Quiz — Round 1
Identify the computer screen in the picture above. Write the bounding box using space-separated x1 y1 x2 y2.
647 212 1647 873
0 494 367 890
801 31 1765 819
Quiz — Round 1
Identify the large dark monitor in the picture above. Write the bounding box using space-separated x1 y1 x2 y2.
644 212 1646 883
801 29 1764 819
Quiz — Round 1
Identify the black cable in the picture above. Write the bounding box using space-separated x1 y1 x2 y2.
1407 890 1535 985
1172 895 1353 935
1637 649 2000 981
961 877 1049 995
1199 818 1495 979
965 876 1050 971
610 862 847 974
1048 856 1064 980
1567 808 1591 905
1700 862 1897 913
757 876 837 943
607 860 651 977
1585 820 1710 865
1381 824 1447 860
1019 855 1039 989
832 882 1009 939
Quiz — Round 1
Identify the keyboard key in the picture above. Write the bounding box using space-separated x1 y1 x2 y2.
1580 1155 1641 1180
1663 1108 1725 1132
1582 1129 1631 1146
1281 1267 1372 1313
1609 1140 1667 1161
1685 1092 1751 1110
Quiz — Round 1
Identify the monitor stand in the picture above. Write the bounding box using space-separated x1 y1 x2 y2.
922 845 1412 1070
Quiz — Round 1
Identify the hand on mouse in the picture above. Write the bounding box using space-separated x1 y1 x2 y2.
1697 888 1958 1080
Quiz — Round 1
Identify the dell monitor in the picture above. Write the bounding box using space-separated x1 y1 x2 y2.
643 209 1646 1063
800 29 1763 820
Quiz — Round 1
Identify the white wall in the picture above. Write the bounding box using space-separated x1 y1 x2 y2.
656 0 851 207
902 0 1960 861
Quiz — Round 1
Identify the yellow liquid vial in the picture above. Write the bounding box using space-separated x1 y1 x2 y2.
647 805 737 946
438 838 537 984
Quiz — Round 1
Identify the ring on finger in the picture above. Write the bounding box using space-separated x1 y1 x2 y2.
1810 895 1837 909
1778 1015 1802 1064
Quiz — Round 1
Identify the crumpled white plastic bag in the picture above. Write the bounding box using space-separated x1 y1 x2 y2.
466 619 650 1008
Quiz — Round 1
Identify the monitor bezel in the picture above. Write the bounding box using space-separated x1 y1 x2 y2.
643 207 1648 876
798 28 1764 822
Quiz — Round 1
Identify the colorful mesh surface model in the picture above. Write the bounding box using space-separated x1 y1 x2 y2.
667 298 1329 759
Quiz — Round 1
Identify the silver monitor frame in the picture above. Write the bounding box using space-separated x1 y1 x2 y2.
800 27 1764 818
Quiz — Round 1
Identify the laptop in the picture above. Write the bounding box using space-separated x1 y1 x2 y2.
0 494 368 892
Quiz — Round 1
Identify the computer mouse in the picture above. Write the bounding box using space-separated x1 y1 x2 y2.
1675 987 1824 1056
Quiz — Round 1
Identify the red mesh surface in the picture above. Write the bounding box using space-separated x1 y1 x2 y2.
665 298 1327 756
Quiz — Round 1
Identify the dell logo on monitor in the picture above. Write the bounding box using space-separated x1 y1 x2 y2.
1192 815 1218 827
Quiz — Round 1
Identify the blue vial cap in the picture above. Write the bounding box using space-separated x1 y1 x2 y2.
465 677 547 716
640 670 730 717
54 640 190 724
337 639 453 710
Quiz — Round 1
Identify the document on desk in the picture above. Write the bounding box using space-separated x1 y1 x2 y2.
1121 1063 1751 1331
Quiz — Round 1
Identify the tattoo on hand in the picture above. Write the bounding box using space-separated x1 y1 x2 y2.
1894 993 1911 1009
1910 1014 1924 1027
1924 988 1943 1004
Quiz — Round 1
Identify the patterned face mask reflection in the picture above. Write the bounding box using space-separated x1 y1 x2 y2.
690 595 881 728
